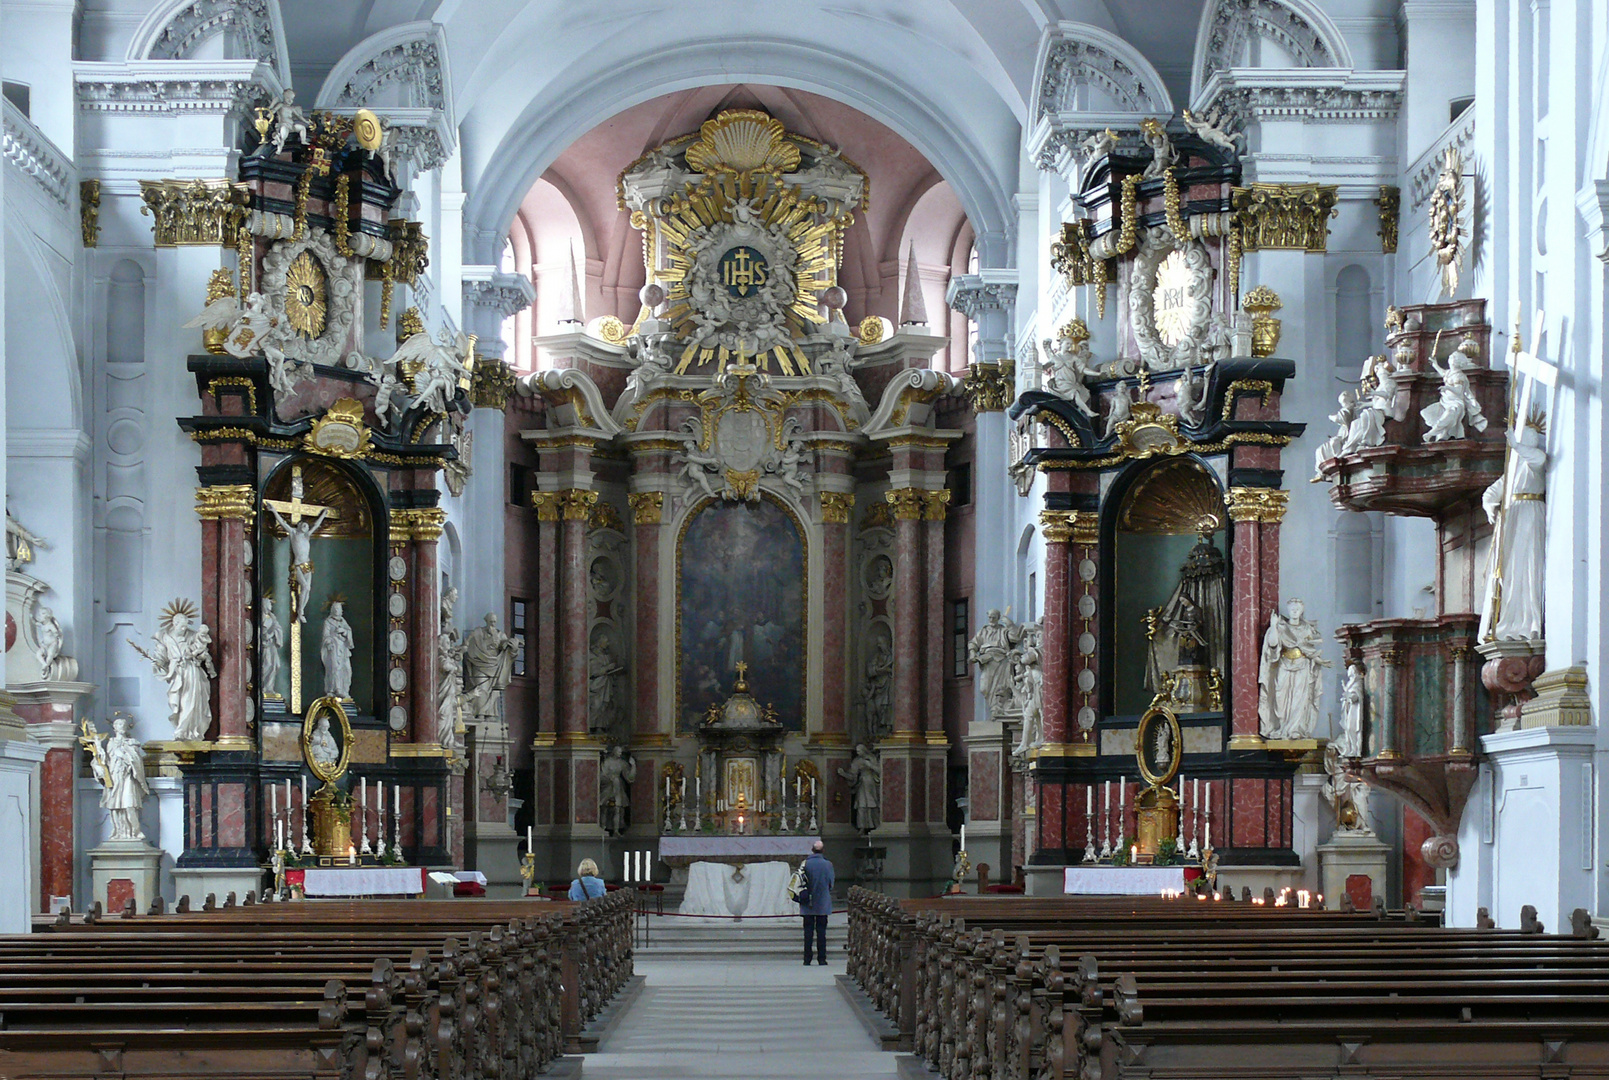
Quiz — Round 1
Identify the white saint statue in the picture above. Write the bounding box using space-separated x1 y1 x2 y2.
862 638 894 739
437 593 463 751
138 600 216 742
1321 743 1371 832
1420 338 1489 442
308 715 340 768
259 597 284 698
1011 636 1045 758
320 601 355 700
968 609 1017 717
588 639 627 734
838 743 883 833
1341 355 1403 454
1257 598 1329 739
463 613 519 723
1337 663 1366 758
600 745 636 836
87 714 151 842
1480 418 1547 641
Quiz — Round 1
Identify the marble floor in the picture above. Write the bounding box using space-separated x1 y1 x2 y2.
583 948 900 1079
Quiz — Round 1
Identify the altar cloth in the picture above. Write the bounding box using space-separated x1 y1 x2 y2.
677 860 795 917
658 835 820 866
297 866 426 897
1063 865 1187 895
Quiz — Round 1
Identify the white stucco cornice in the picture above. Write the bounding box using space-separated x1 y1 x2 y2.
1190 0 1354 103
1027 21 1173 175
73 59 282 116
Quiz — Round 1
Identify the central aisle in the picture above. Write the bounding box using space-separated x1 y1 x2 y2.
584 949 900 1079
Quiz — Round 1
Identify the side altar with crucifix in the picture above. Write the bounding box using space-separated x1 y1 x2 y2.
155 100 515 906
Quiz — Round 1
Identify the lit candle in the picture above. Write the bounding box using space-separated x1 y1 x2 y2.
348 844 356 866
1130 844 1137 863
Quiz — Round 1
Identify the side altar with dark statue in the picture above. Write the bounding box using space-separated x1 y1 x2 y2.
1009 116 1319 891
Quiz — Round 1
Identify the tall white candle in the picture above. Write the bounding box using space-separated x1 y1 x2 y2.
271 783 278 819
361 777 367 827
301 773 309 846
376 781 383 837
1193 777 1200 835
285 779 292 820
1086 784 1093 819
1119 777 1126 836
527 825 533 851
1205 781 1212 849
394 783 399 815
960 824 966 851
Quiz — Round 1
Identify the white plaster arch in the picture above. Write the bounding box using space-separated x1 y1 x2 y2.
1585 39 1609 189
1030 21 1175 129
126 0 291 85
456 38 1020 272
3 219 82 433
1189 0 1352 101
313 19 453 114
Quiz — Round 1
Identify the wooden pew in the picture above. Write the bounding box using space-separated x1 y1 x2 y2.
846 887 1609 1080
0 891 634 1080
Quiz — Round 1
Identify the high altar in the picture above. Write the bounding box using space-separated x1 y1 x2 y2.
508 109 964 893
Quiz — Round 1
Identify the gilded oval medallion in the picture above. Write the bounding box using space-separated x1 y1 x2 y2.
285 250 328 339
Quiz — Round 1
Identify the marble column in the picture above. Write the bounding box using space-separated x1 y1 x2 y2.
194 482 255 747
11 686 90 911
887 488 926 734
922 491 949 738
530 493 561 738
1037 512 1075 748
818 491 854 741
1225 487 1288 748
627 491 665 740
408 507 445 745
559 489 596 735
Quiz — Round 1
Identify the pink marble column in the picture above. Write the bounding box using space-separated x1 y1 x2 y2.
531 494 560 736
197 500 252 744
1230 517 1264 741
559 491 592 734
407 509 443 744
39 745 74 907
888 490 925 733
820 511 850 738
631 501 662 738
923 497 947 739
1038 517 1073 746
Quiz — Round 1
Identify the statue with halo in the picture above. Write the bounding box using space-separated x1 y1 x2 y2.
130 599 216 742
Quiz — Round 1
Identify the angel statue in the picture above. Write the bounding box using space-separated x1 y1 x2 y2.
1312 390 1357 481
1139 117 1176 180
1101 381 1136 440
1181 107 1243 156
6 510 47 570
393 327 474 415
129 600 216 742
82 714 151 842
1076 127 1118 163
1420 337 1489 442
1040 328 1096 415
184 287 307 397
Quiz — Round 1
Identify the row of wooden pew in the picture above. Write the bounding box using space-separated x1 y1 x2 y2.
0 892 634 1080
846 888 1609 1080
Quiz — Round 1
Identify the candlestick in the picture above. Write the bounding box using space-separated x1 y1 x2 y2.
1102 780 1112 858
1083 786 1097 863
359 777 372 855
1204 781 1212 850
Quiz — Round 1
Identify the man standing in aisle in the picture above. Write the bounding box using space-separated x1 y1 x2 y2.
799 840 835 965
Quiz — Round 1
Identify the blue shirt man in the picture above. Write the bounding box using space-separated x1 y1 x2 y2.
798 841 835 965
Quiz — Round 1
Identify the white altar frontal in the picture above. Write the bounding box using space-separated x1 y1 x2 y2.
1063 865 1187 895
660 836 820 918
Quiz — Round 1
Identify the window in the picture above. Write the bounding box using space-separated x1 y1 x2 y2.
2 82 29 117
1028 572 1038 622
510 463 528 507
951 599 970 678
510 598 529 677
946 462 972 507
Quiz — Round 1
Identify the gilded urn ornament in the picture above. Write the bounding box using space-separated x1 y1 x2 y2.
1242 285 1283 358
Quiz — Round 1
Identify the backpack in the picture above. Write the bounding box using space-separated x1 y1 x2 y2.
788 864 811 906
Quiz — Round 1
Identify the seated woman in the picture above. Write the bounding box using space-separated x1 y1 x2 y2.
568 858 606 900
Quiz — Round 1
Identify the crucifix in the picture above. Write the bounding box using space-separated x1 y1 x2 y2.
264 465 340 713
